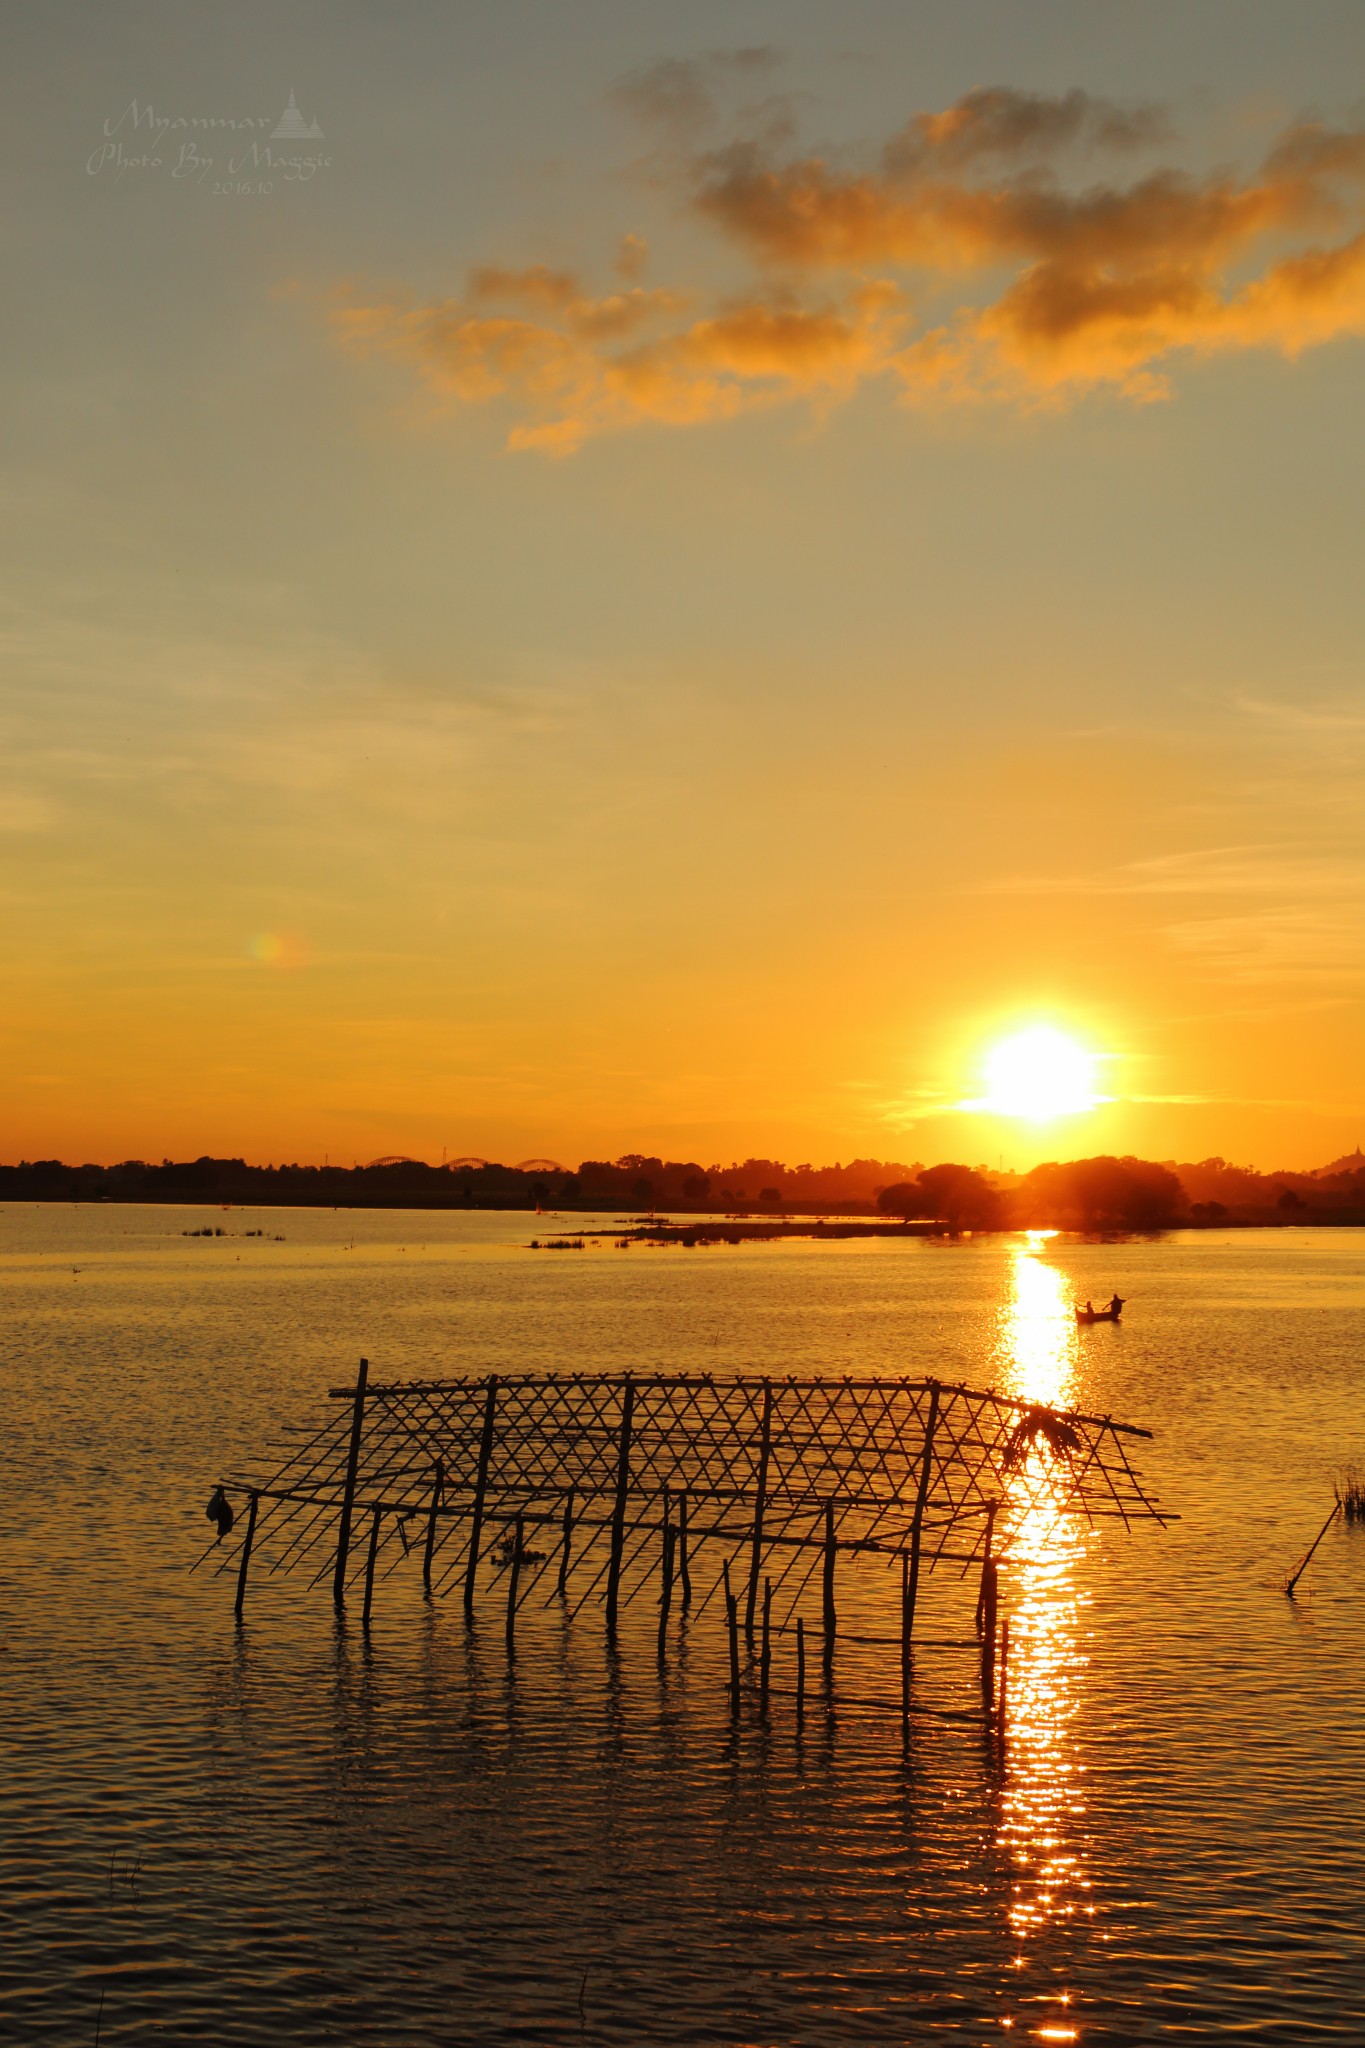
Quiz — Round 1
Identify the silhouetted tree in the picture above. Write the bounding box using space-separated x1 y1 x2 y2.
1016 1155 1181 1231
877 1181 928 1222
916 1163 1002 1232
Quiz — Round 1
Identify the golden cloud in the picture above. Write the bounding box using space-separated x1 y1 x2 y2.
332 274 906 453
331 93 1365 448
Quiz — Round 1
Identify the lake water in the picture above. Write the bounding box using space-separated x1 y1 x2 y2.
4 1207 1364 2044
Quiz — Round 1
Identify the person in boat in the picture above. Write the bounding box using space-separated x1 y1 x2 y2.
1108 1293 1124 1316
1083 1299 1094 1316
206 1485 234 1543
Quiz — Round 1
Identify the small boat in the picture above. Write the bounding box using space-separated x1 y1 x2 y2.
1075 1299 1124 1324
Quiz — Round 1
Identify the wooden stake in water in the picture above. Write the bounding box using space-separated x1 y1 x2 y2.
822 1501 837 1663
974 1500 998 1636
605 1374 636 1633
464 1375 499 1620
657 1516 675 1659
996 1617 1009 1734
234 1489 259 1620
723 1558 740 1713
678 1489 692 1608
332 1356 369 1611
745 1380 774 1635
796 1615 806 1715
506 1511 524 1650
900 1550 911 1720
361 1505 382 1628
903 1380 941 1647
759 1575 772 1710
421 1458 444 1595
557 1484 576 1598
981 1558 999 1701
1285 1499 1342 1598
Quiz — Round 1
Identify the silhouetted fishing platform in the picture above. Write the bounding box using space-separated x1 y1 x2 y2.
204 1370 1171 1728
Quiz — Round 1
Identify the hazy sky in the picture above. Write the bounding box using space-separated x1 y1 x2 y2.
4 1 1363 1169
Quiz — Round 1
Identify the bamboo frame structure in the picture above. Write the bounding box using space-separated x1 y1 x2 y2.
204 1371 1171 1686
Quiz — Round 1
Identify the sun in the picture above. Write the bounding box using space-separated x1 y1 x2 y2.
981 1026 1101 1122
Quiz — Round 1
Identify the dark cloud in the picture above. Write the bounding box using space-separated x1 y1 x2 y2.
885 86 1168 178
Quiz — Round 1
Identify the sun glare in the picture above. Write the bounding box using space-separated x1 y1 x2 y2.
982 1026 1100 1123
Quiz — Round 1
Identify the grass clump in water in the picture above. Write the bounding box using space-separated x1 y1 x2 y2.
1335 1466 1365 1524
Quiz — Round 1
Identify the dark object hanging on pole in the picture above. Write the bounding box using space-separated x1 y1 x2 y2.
206 1485 234 1543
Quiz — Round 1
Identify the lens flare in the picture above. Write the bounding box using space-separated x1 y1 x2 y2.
247 931 307 968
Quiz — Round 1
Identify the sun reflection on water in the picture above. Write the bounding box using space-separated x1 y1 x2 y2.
994 1232 1094 2037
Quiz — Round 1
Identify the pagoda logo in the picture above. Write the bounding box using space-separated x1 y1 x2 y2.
272 89 322 141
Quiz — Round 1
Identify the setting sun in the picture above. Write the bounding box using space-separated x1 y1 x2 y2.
982 1027 1102 1123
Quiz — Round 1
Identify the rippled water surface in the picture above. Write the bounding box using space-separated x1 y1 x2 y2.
4 1207 1365 2043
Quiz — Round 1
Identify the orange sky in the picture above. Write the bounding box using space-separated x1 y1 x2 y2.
3 4 1363 1172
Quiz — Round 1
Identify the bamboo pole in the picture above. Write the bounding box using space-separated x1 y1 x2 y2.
900 1550 911 1720
605 1374 635 1633
759 1576 772 1710
233 1490 259 1620
678 1489 692 1607
421 1459 444 1594
1285 1499 1341 1597
723 1558 740 1712
981 1558 998 1700
903 1380 941 1647
506 1512 524 1650
557 1484 576 1597
996 1617 1009 1734
361 1505 382 1627
657 1517 675 1659
745 1380 774 1635
823 1501 837 1663
331 1357 369 1610
463 1375 499 1620
795 1615 806 1715
974 1500 998 1636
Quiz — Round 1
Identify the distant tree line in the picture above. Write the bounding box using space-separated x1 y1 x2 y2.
1 1146 1362 1225
877 1157 1185 1232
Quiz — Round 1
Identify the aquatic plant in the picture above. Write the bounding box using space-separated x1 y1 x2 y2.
1335 1465 1364 1524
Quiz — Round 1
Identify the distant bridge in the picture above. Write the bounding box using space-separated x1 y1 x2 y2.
359 1155 568 1174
